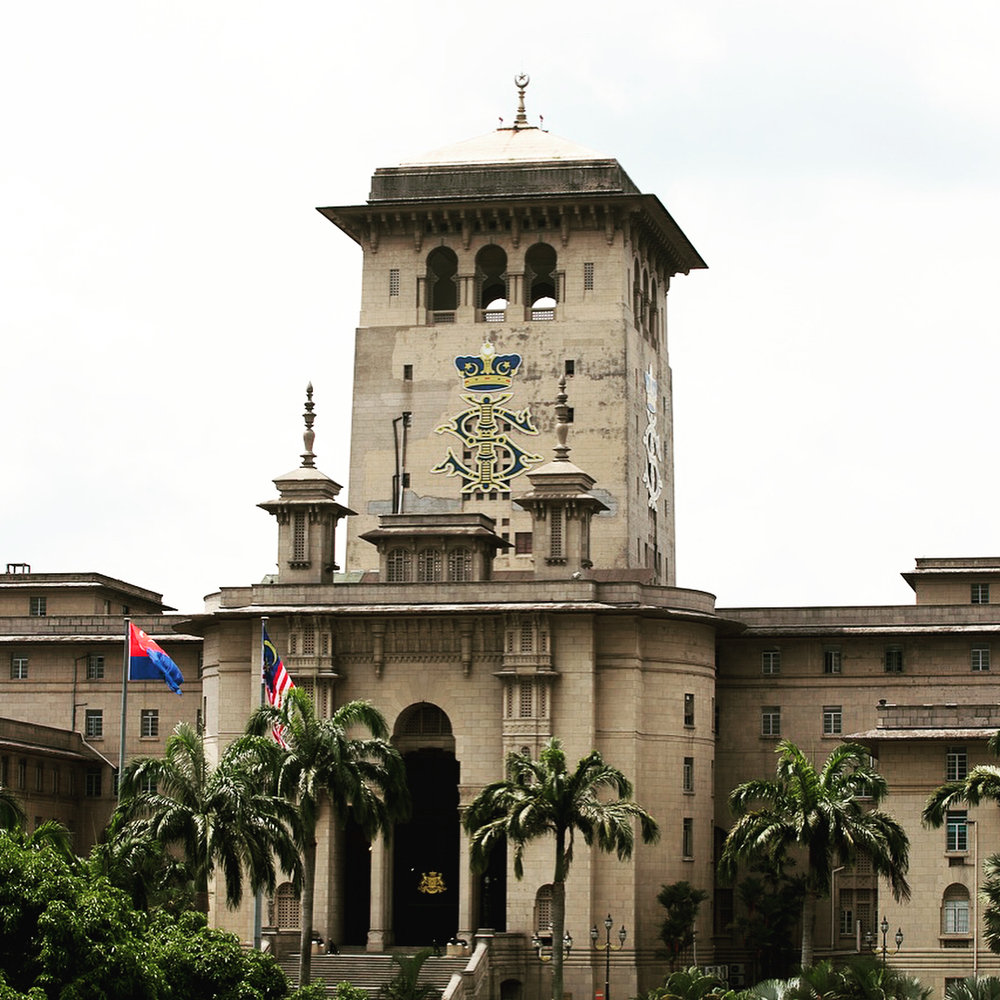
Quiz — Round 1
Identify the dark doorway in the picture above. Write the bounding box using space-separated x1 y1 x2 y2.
341 817 372 946
479 834 507 931
392 747 459 945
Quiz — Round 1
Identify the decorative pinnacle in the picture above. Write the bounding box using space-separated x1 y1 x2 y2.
513 72 530 129
301 382 316 468
553 376 570 462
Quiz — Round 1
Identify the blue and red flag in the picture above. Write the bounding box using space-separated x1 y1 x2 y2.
129 623 184 695
263 625 294 746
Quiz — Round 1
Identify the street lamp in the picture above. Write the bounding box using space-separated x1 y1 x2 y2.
591 914 627 1000
532 928 573 962
872 916 903 968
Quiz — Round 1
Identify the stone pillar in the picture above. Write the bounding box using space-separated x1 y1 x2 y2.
457 814 474 942
367 831 393 951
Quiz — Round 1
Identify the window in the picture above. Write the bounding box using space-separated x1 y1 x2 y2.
761 706 781 737
10 656 28 680
0 757 7 785
683 757 694 793
943 884 971 934
535 884 554 933
550 508 563 559
29 596 46 617
34 764 44 792
972 645 991 672
947 746 968 782
682 818 694 858
839 900 854 936
525 242 558 315
403 363 413 381
417 549 442 583
564 359 575 376
84 769 102 798
519 680 534 719
386 548 411 583
884 646 903 673
427 246 458 313
86 654 104 680
823 648 842 674
583 262 594 290
84 709 103 739
17 760 26 789
514 532 533 555
823 705 843 735
972 584 989 604
839 888 873 936
761 649 781 675
684 693 695 727
389 268 400 297
270 882 301 929
447 548 472 582
140 774 158 795
140 709 159 738
946 811 968 852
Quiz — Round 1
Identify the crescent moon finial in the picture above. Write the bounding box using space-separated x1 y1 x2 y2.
513 72 530 128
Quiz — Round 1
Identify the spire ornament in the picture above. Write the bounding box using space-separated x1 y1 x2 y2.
553 376 571 462
301 382 316 469
513 72 530 129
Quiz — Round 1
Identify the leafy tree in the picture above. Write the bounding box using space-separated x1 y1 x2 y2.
334 982 372 1000
718 740 910 970
88 820 193 912
377 947 439 1000
731 860 805 983
0 832 311 999
735 959 930 1000
464 737 659 1000
656 881 708 971
116 722 301 911
248 689 410 987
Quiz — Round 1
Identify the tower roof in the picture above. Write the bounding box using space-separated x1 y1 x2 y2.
400 127 606 168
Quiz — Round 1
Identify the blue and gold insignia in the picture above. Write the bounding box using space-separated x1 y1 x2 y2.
454 341 522 391
433 342 541 494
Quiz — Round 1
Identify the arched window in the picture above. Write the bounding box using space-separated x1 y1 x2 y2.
268 882 301 929
649 279 659 343
641 268 649 331
942 883 971 934
426 246 458 312
525 243 557 318
476 245 507 320
386 548 412 583
448 547 472 582
535 884 554 935
417 548 442 582
632 261 642 322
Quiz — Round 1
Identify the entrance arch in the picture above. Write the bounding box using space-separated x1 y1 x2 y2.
392 703 459 945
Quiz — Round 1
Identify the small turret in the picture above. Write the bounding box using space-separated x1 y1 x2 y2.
258 384 355 585
513 378 607 579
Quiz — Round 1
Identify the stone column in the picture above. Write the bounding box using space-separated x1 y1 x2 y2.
457 812 475 942
367 831 393 951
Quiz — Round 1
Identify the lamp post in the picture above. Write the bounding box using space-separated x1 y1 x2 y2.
532 928 573 962
870 916 902 968
591 914 627 1000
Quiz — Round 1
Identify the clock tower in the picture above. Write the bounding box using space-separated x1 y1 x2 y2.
319 76 705 584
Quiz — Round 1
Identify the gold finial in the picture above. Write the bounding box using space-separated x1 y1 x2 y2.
301 382 316 468
513 72 530 129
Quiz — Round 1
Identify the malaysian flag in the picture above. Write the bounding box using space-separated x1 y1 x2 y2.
262 625 294 746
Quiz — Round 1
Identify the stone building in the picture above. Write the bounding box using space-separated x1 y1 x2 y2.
3 80 1000 999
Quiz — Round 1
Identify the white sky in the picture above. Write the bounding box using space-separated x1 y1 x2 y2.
2 1 998 613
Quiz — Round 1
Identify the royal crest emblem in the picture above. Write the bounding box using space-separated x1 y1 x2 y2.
418 871 447 895
432 341 542 493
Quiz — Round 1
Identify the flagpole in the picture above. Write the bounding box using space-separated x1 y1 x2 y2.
253 616 268 950
118 617 131 802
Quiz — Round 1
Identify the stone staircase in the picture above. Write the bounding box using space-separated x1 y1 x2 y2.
277 951 469 995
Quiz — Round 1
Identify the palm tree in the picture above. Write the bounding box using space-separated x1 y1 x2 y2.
0 785 26 832
923 730 1000 827
718 740 910 969
247 688 410 987
463 738 659 1000
115 722 300 911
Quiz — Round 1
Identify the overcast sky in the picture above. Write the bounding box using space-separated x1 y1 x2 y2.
2 2 998 613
